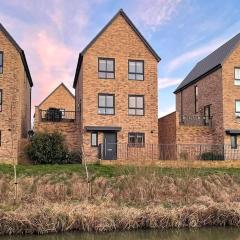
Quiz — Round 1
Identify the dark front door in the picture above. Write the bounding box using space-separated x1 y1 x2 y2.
103 132 117 160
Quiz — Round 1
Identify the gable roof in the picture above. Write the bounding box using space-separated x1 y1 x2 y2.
174 33 240 93
73 9 161 88
0 23 33 87
37 83 74 107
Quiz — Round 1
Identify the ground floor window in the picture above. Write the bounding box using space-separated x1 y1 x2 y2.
91 132 98 147
231 135 237 149
128 132 145 147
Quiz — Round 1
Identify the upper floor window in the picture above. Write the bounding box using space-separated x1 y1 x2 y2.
98 58 115 79
0 52 3 74
128 60 144 80
235 100 240 118
128 132 145 147
128 95 144 116
98 94 115 115
234 67 240 86
194 85 198 113
0 90 2 112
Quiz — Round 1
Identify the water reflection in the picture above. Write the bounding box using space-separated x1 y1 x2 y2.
1 228 240 240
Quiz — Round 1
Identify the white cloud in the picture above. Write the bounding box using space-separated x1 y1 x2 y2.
158 77 182 89
166 36 229 72
158 105 175 118
136 0 182 29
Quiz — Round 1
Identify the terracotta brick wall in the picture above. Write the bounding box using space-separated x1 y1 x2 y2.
34 122 81 152
34 84 79 152
76 15 158 161
158 112 215 145
176 68 224 144
77 14 158 160
38 84 75 111
0 30 31 164
158 112 176 144
222 44 240 144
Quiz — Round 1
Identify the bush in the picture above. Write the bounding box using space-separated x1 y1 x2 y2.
67 151 82 164
200 151 225 161
26 132 69 164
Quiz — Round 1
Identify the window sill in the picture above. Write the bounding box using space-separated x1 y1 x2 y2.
128 79 144 81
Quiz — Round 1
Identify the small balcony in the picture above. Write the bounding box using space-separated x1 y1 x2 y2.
179 115 212 127
40 108 76 122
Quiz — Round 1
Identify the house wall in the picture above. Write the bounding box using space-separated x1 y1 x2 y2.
77 14 158 160
158 111 214 145
176 68 224 144
38 84 75 111
34 84 79 152
0 30 31 164
158 112 176 144
222 43 240 144
34 122 81 152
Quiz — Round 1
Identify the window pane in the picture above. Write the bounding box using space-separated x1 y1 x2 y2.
136 109 144 115
99 95 105 107
0 67 2 73
0 53 2 65
236 101 240 112
99 59 106 71
136 74 143 80
128 74 135 80
136 97 143 108
235 68 240 80
129 135 135 143
129 61 135 73
136 62 143 73
235 79 240 86
91 133 97 146
99 72 106 78
136 135 143 143
128 109 135 115
107 60 114 71
106 72 114 78
98 108 105 114
129 97 136 108
106 108 114 114
106 96 113 107
231 136 237 149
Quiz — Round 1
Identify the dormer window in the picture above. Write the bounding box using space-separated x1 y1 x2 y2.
234 67 240 85
98 58 115 79
0 52 3 74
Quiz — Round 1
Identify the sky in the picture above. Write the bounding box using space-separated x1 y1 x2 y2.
0 0 240 117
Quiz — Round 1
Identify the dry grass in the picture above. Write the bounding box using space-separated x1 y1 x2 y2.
0 202 240 235
102 159 240 168
0 166 240 235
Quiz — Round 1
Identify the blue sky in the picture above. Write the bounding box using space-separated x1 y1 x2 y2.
0 0 239 116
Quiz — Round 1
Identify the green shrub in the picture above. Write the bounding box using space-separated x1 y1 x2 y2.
26 132 69 164
200 151 224 161
67 151 82 164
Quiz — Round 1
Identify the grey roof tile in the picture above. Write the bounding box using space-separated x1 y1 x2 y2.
174 33 240 93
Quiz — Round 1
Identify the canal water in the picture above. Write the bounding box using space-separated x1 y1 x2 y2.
0 228 239 240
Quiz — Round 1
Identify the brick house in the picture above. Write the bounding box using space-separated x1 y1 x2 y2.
159 33 240 158
0 23 33 164
73 9 160 160
34 83 81 151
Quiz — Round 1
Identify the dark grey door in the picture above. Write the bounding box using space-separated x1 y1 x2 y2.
103 132 117 160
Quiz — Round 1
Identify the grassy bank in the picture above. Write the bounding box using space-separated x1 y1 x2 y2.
0 163 240 235
1 163 240 178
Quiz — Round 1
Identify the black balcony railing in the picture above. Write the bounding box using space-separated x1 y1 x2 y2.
40 109 76 122
180 115 212 127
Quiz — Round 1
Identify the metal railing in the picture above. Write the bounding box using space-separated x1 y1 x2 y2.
40 109 76 122
180 115 212 127
98 143 240 161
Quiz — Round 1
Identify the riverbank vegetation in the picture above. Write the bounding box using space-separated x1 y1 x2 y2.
0 163 240 235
